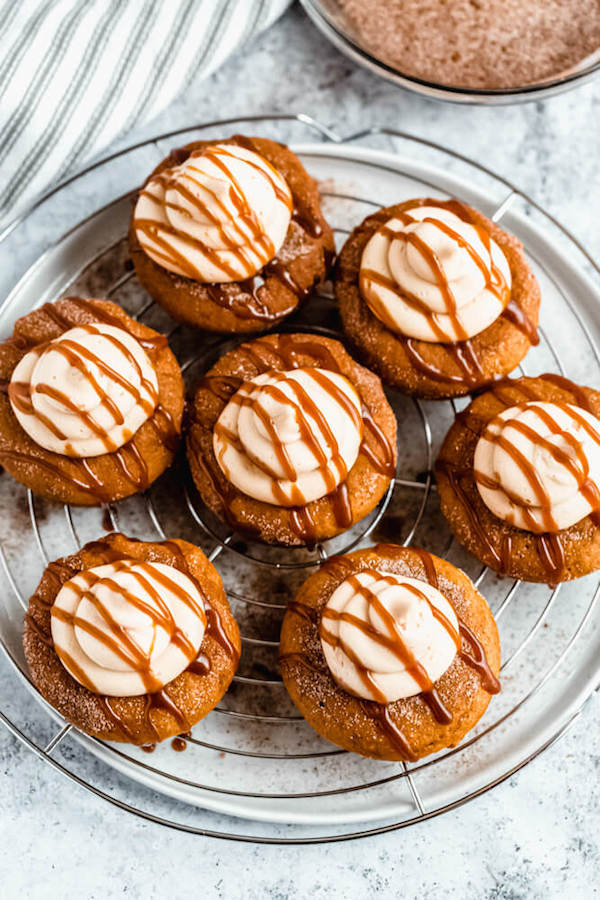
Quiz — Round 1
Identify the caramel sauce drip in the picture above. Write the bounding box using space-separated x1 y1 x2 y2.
2 300 179 497
502 297 540 345
100 697 140 742
330 482 353 529
159 540 240 665
187 652 211 675
436 459 504 571
421 689 453 724
289 505 318 548
361 701 419 761
361 199 537 387
536 533 566 586
457 621 501 694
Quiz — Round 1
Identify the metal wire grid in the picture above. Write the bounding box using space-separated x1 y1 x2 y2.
0 114 599 843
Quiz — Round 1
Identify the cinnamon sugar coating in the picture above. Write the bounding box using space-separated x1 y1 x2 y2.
338 0 600 90
280 544 500 761
186 332 397 546
335 199 541 399
128 136 335 334
23 533 241 745
0 297 184 505
436 375 600 582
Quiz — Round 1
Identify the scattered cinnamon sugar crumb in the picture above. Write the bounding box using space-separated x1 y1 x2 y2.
337 0 600 89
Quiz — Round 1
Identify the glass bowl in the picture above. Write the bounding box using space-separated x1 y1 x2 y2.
300 0 600 104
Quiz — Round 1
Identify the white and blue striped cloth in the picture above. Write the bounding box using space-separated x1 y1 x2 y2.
0 0 292 225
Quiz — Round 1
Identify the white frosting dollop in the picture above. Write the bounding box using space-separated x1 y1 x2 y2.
9 323 158 458
359 203 511 342
134 142 293 283
213 368 363 506
51 560 207 696
320 570 459 703
474 401 600 533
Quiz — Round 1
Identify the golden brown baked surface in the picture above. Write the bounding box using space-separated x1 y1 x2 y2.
186 331 398 546
23 532 241 745
128 136 335 334
280 544 500 761
435 374 600 582
335 199 541 399
0 297 184 506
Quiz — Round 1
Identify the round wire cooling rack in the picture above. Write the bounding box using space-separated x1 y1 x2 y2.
1 114 600 844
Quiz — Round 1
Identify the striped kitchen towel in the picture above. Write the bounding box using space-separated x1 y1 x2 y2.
0 0 292 226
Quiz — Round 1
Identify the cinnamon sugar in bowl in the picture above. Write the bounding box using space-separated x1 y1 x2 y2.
302 0 600 102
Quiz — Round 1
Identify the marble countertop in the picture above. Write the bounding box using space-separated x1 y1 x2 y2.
2 6 600 898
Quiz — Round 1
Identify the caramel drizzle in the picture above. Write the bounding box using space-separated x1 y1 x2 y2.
50 559 207 694
29 540 237 745
200 334 395 543
9 323 158 456
474 401 600 533
359 199 537 387
440 375 600 581
134 139 293 281
362 208 508 344
147 138 327 322
502 297 540 346
285 549 499 757
319 571 461 703
214 367 362 507
1 301 179 497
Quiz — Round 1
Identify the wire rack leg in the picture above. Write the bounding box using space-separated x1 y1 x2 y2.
402 762 426 816
44 723 72 754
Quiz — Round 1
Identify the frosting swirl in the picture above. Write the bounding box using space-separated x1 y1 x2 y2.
359 202 511 342
9 323 158 458
320 570 459 703
474 401 600 533
50 559 207 696
213 368 363 506
134 142 293 283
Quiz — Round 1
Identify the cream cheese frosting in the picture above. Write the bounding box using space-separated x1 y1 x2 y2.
9 323 158 458
320 570 459 703
474 401 600 533
133 142 293 283
51 559 207 696
359 201 511 342
212 367 364 506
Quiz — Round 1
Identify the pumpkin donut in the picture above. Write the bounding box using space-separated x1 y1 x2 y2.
128 135 335 333
23 532 241 745
436 374 600 582
280 544 500 761
0 297 184 505
186 331 397 546
336 197 540 399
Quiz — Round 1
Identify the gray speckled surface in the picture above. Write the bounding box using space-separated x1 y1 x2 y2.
2 6 600 897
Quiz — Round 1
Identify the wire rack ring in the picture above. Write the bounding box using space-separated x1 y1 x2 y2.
0 114 599 843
